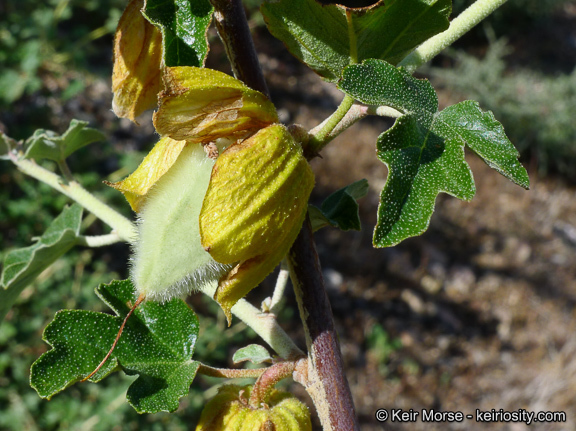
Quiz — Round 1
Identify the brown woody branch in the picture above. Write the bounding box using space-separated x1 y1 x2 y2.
208 1 359 429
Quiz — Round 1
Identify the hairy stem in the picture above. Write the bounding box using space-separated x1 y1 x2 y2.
249 360 297 408
197 363 267 379
77 233 123 248
269 259 289 314
199 282 303 360
288 217 359 431
307 95 355 157
399 0 509 73
12 155 137 242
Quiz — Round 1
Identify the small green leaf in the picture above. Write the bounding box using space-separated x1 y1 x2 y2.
143 0 213 67
309 179 369 232
339 58 437 123
24 119 105 161
436 100 530 189
1 204 83 321
261 0 450 82
30 279 200 413
232 344 273 365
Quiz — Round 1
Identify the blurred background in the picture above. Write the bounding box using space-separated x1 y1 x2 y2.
1 0 575 429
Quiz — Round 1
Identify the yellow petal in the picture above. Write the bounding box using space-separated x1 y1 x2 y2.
214 233 298 323
107 137 187 212
199 125 314 321
112 0 163 122
153 67 278 143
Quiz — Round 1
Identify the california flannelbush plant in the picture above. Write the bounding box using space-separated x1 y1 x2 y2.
1 0 530 429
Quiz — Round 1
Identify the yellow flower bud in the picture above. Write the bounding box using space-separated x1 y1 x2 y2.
112 0 163 122
200 124 314 321
153 67 278 143
196 385 312 431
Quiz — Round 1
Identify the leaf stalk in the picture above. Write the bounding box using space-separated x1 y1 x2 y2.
197 364 268 379
307 95 355 157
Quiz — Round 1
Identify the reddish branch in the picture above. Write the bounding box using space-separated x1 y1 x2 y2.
208 1 359 429
288 218 359 430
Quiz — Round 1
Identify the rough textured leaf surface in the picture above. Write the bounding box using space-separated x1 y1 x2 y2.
24 120 105 161
261 0 450 82
374 114 475 247
30 279 200 413
143 0 213 67
1 204 82 321
339 59 528 247
436 100 530 189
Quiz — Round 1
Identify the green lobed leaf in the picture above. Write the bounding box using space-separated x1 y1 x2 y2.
143 0 213 68
232 344 273 365
339 59 527 247
0 204 83 321
436 100 530 189
261 0 450 82
309 179 369 232
24 119 105 161
30 279 200 413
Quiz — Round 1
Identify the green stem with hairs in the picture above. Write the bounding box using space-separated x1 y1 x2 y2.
9 151 302 361
399 0 509 73
11 154 137 243
307 95 355 156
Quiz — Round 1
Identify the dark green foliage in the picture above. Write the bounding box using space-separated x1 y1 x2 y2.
261 0 450 82
431 41 576 177
31 280 201 413
0 0 124 105
340 59 528 246
142 0 213 67
309 179 369 232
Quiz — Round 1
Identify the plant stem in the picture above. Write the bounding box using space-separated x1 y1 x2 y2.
307 95 355 157
249 360 297 408
77 233 123 248
287 217 359 431
209 0 270 99
11 155 136 242
8 151 299 362
197 363 267 379
57 159 74 183
269 259 289 314
198 282 303 360
204 2 359 428
399 0 509 73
